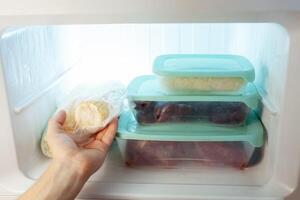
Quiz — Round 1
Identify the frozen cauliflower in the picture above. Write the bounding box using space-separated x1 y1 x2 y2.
160 77 245 92
41 100 111 158
63 100 110 135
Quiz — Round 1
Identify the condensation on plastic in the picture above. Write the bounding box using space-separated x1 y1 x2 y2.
56 81 126 136
0 26 83 113
116 139 263 170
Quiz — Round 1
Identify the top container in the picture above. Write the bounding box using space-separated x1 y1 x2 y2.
153 54 255 95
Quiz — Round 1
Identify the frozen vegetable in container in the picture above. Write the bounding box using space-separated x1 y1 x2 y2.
127 75 260 126
116 111 264 170
153 54 255 94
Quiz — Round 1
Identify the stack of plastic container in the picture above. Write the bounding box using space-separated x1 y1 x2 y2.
117 54 264 170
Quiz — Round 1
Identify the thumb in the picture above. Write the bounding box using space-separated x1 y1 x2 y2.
53 110 67 125
48 110 67 134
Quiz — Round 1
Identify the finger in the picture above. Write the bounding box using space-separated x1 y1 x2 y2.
99 118 118 147
95 118 117 140
47 110 67 135
78 137 95 147
54 110 67 125
95 126 108 140
68 134 94 145
85 140 109 153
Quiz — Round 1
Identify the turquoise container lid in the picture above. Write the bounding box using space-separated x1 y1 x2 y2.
153 54 255 82
127 75 260 109
117 110 264 148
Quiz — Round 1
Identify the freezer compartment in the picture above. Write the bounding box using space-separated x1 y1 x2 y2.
153 54 254 95
117 140 262 170
0 23 287 187
133 101 250 126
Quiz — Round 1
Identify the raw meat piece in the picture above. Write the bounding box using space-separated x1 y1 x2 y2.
192 142 248 169
134 101 156 111
125 141 254 169
125 141 177 167
209 102 248 125
154 103 194 122
133 101 249 125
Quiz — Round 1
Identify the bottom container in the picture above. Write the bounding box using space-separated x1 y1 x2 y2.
117 111 264 170
118 140 262 169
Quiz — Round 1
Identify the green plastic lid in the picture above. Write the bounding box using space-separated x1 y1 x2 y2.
127 75 260 109
153 54 255 81
117 110 264 148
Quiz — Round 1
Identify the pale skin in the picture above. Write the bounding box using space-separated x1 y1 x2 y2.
18 110 118 200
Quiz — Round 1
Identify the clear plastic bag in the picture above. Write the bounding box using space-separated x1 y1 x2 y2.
41 81 126 157
57 81 126 136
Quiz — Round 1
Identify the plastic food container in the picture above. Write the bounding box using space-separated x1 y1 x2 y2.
127 75 260 126
117 111 264 170
153 54 255 94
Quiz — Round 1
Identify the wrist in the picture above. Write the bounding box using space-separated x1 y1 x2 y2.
53 149 103 179
19 157 89 200
52 155 91 181
40 159 89 200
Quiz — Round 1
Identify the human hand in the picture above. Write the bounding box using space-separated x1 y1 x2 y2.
19 111 118 200
47 110 118 178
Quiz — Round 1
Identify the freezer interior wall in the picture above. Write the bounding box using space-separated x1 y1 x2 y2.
0 23 289 185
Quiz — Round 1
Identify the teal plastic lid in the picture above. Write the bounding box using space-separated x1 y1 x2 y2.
153 54 255 81
127 75 260 109
117 110 264 148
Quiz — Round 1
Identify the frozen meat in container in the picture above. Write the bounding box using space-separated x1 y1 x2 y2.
116 110 264 169
127 75 260 126
153 54 255 95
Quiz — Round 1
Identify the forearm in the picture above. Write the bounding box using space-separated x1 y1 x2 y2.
18 159 89 200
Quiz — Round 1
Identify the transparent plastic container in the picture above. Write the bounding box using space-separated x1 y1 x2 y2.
128 75 260 126
153 54 255 95
133 101 250 126
117 111 264 170
118 140 263 169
